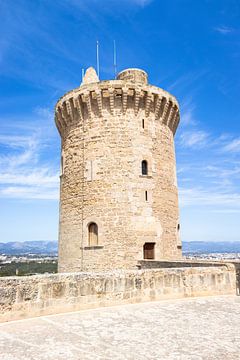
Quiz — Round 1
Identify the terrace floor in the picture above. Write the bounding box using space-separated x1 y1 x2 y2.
0 295 240 360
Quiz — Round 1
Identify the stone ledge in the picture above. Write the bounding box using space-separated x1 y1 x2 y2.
83 246 104 250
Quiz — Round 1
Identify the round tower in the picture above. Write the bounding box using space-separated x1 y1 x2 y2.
55 67 182 272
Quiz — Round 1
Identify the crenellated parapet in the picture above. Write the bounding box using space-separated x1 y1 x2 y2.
55 68 180 137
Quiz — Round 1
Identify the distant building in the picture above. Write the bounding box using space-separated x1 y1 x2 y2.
55 67 182 272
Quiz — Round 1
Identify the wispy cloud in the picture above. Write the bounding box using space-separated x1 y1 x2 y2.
130 0 152 6
0 186 58 200
178 130 209 148
0 135 38 168
0 108 60 200
222 138 240 153
214 26 234 35
179 186 240 208
167 70 207 93
179 98 197 126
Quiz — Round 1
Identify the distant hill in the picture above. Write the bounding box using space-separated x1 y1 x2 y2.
0 241 58 255
0 240 240 256
182 241 240 254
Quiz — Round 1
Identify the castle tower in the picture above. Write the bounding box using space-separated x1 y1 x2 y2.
55 67 182 272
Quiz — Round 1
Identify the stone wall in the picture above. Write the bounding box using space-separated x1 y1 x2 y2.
0 265 236 323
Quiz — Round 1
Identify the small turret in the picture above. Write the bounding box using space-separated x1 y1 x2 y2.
117 68 148 84
81 67 99 85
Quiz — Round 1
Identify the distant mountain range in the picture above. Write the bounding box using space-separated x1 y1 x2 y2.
0 241 58 255
0 240 240 255
0 241 240 255
182 241 240 254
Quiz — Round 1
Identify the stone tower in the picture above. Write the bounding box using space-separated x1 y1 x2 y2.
55 67 182 272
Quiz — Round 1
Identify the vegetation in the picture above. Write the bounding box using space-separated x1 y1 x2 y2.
0 261 57 277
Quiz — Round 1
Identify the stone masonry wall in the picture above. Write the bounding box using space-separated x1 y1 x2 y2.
0 265 236 323
56 68 182 272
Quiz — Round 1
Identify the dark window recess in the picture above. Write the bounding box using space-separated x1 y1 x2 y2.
143 242 155 259
145 191 148 201
88 222 98 246
141 160 148 175
177 223 180 231
142 119 145 128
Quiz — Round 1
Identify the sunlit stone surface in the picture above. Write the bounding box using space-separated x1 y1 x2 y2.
1 296 239 360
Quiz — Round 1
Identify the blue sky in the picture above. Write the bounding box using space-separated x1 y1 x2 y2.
0 0 240 243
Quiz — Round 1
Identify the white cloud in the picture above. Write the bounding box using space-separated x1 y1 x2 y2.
179 187 240 208
180 99 197 126
178 130 209 148
210 209 240 214
0 134 33 148
0 169 58 187
214 26 233 35
0 109 60 201
0 135 38 168
0 186 59 200
130 0 152 6
222 138 240 153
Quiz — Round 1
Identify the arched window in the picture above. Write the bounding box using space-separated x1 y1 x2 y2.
141 160 148 175
88 222 98 246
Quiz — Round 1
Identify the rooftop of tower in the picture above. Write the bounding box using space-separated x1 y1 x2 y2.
55 66 180 137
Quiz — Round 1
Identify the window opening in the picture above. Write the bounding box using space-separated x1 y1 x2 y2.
145 191 148 201
143 243 155 259
141 160 148 175
88 222 98 246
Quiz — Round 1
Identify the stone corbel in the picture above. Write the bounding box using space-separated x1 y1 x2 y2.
55 113 63 134
145 92 152 117
62 101 70 123
122 88 128 114
154 95 162 120
168 107 177 129
67 99 75 122
74 95 84 121
109 89 115 115
167 105 175 127
173 113 180 135
85 91 92 119
162 101 172 125
95 90 103 117
134 89 141 116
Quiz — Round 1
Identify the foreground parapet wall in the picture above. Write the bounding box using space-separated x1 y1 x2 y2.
0 265 236 323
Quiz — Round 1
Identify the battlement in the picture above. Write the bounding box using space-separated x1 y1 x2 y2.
55 68 180 137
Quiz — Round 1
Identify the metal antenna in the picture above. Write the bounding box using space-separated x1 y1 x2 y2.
96 40 100 78
113 40 117 79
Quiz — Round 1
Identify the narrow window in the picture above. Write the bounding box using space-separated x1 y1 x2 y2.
141 160 148 175
177 223 180 231
142 119 145 129
145 191 148 201
88 222 98 246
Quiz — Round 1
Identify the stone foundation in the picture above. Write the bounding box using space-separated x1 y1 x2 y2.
0 265 236 323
